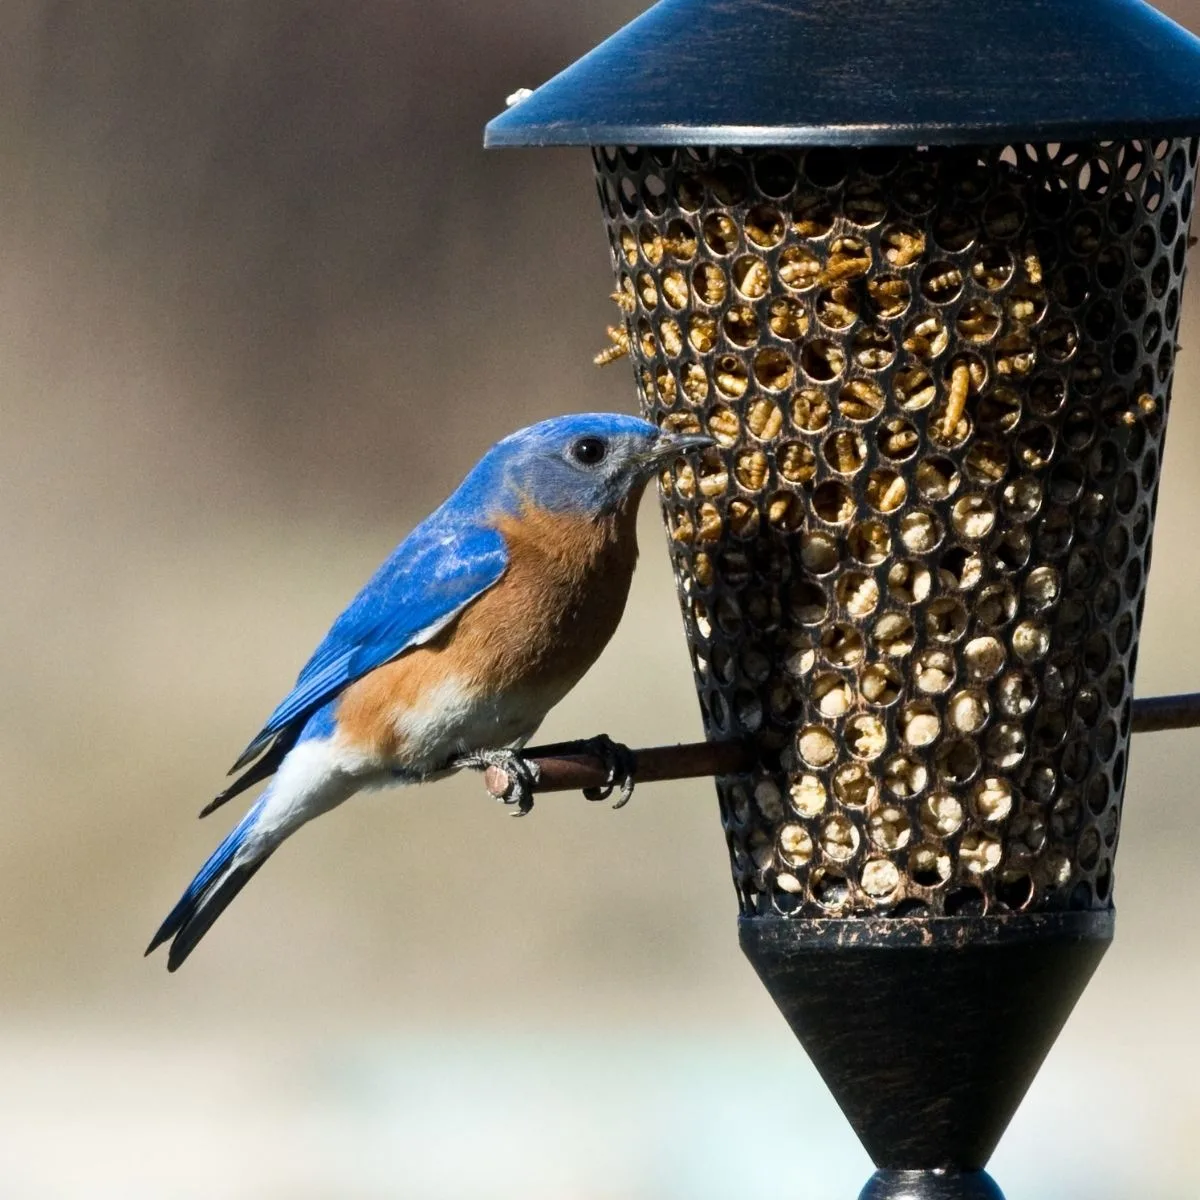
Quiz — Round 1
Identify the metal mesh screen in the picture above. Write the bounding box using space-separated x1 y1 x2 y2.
594 138 1197 917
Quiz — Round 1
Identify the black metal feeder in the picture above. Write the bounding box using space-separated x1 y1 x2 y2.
485 3 1200 1197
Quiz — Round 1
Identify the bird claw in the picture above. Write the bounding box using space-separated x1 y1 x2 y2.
454 748 541 816
577 734 637 809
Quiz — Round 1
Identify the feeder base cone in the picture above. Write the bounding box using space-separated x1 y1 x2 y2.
740 911 1112 1197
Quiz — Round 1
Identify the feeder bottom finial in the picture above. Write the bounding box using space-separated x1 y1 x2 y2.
859 1168 1005 1200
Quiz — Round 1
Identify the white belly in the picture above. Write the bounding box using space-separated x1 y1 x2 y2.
389 675 552 774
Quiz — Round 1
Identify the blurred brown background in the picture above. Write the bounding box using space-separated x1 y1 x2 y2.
3 1 1200 1195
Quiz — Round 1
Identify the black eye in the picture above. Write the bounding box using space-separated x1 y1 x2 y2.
571 436 608 466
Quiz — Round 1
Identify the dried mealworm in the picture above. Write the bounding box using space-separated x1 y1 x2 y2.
820 240 871 286
868 275 911 318
673 462 697 498
769 298 808 340
662 272 689 308
737 258 770 299
817 285 858 329
716 366 748 397
681 364 708 404
956 303 998 340
640 231 665 265
655 371 678 405
688 316 717 354
619 228 638 265
671 513 695 543
844 577 881 618
699 465 730 498
840 379 883 420
868 471 906 512
1009 295 1036 322
781 442 815 483
708 407 741 444
884 227 926 267
698 503 722 542
768 495 794 526
610 285 636 314
723 306 758 343
728 500 758 536
943 363 972 440
880 421 918 458
923 264 963 299
736 451 768 491
747 398 784 439
780 248 821 290
695 264 727 306
835 432 860 474
903 315 948 359
660 320 683 357
896 367 936 410
664 228 697 259
995 337 1035 376
880 477 907 512
594 324 630 366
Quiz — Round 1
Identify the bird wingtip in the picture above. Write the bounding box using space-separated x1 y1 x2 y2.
226 749 255 776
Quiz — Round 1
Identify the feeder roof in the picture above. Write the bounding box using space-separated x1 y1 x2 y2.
484 0 1200 147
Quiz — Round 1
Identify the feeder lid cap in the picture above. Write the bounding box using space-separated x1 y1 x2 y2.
485 0 1200 147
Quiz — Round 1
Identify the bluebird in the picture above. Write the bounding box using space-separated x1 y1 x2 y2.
147 413 712 970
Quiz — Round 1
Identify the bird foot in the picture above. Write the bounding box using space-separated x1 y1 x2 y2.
453 747 542 816
574 734 637 809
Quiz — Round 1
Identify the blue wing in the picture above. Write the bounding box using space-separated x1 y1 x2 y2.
228 514 508 773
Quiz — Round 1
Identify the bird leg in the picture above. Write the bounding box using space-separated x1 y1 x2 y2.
452 747 542 816
583 734 637 808
534 734 638 809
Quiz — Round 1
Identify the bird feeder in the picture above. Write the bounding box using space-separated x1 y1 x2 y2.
485 2 1200 1196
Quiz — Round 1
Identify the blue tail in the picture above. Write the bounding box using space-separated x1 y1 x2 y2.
146 795 271 971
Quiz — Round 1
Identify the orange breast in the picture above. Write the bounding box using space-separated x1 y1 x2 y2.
335 495 644 763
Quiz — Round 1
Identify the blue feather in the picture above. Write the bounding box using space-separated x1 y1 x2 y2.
230 517 508 771
145 793 268 957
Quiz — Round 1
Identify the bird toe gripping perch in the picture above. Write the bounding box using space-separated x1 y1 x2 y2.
454 747 543 815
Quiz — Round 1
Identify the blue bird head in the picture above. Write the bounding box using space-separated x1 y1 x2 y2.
465 413 713 519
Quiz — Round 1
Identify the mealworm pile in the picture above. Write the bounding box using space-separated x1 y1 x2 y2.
594 138 1197 918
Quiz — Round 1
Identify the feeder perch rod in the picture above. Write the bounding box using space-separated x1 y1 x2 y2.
483 692 1200 798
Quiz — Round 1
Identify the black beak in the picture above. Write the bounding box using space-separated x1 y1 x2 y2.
646 430 716 467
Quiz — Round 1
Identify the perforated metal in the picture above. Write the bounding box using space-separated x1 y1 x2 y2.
594 139 1197 917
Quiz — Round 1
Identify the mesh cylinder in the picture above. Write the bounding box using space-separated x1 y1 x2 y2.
594 139 1197 918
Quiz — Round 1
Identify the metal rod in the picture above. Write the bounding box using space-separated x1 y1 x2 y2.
482 739 751 798
482 692 1200 800
1128 691 1200 734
